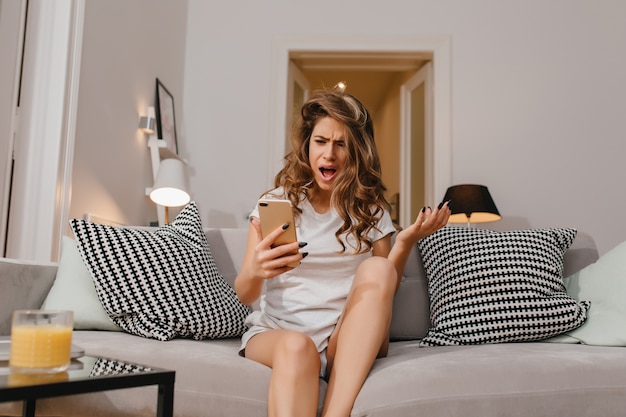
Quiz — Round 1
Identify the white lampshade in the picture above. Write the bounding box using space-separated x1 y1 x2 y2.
149 158 190 208
139 106 156 134
139 116 155 134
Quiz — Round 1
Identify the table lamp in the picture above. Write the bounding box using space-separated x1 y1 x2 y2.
149 158 190 224
442 184 501 227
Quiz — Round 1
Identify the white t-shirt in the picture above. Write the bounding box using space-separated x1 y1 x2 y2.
240 195 396 354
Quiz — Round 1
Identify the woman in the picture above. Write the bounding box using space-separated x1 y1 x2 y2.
235 90 450 417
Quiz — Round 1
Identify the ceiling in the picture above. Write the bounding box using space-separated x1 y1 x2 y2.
291 51 431 112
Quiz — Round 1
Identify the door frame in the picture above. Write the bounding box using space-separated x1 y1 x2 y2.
400 62 434 228
269 36 451 205
0 0 28 256
5 0 84 261
285 61 310 156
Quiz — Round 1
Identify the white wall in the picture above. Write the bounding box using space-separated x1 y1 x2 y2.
68 0 188 228
183 0 626 255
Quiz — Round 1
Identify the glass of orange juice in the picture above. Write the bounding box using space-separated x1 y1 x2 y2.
9 310 73 374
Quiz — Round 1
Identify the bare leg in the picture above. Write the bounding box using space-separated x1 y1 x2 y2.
322 256 397 417
245 330 321 417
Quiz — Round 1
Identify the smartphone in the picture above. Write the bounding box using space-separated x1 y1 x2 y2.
257 199 299 266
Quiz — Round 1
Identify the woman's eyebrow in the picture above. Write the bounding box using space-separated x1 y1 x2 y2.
313 134 344 142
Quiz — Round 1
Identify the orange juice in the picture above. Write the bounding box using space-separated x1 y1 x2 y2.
9 310 73 374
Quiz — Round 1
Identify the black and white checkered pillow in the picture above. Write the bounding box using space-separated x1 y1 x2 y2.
89 358 153 377
417 227 590 347
70 202 249 341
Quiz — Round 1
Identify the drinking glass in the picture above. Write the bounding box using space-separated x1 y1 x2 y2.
9 310 74 374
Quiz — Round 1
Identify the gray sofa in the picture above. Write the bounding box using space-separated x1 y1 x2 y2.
2 228 626 417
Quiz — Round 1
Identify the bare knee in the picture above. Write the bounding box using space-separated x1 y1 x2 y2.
274 332 320 376
354 256 396 298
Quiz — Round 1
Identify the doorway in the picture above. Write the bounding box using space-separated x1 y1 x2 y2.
270 37 451 229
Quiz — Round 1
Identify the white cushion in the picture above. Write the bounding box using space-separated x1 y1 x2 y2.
42 236 121 331
548 240 626 345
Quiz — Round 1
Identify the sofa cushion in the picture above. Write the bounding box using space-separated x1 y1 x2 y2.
69 202 250 341
417 227 590 346
389 242 430 340
53 331 323 417
548 239 626 346
353 341 626 417
42 236 121 331
38 331 626 417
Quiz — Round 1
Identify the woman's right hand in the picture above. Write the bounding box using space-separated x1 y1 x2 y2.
235 218 307 305
249 217 306 280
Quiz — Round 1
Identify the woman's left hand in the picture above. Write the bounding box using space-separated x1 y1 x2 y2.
395 201 451 246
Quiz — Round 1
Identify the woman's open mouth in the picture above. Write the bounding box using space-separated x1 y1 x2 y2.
319 167 337 180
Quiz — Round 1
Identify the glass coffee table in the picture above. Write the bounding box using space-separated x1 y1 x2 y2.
0 355 175 417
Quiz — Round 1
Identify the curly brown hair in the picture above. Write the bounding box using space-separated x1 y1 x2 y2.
267 90 390 253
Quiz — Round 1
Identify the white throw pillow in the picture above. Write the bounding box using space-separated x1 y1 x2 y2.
42 236 121 331
547 240 626 345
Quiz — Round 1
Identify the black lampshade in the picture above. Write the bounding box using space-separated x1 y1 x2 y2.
442 184 501 224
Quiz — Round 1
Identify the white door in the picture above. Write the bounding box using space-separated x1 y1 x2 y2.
400 62 433 228
285 61 310 155
0 0 27 256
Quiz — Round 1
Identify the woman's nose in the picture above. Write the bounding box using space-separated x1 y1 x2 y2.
324 144 336 159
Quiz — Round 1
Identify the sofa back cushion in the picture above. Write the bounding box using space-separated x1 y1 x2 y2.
205 229 246 289
0 259 57 335
562 231 599 277
206 227 430 339
389 239 430 340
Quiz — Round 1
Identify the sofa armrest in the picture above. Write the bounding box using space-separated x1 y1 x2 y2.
0 258 58 335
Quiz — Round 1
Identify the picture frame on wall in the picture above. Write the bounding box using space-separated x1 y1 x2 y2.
155 78 178 155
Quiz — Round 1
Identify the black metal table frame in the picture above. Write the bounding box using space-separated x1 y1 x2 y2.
0 358 175 417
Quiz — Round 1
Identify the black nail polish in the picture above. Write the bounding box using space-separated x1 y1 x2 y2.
301 252 309 259
282 223 289 230
298 242 308 248
438 201 445 210
421 206 426 213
